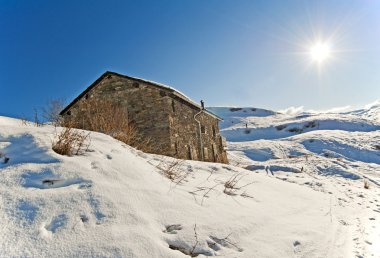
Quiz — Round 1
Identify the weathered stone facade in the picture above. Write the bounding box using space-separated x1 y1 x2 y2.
60 71 228 163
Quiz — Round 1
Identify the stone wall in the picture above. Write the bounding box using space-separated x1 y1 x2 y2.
168 97 228 163
62 73 228 163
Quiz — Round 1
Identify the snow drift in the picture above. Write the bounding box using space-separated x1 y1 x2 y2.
0 101 379 257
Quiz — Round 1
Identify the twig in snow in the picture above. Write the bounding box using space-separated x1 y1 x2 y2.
209 233 243 252
189 224 199 256
223 173 253 196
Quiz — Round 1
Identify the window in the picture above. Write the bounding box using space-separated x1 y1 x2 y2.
171 100 175 112
66 110 71 116
212 126 216 137
201 125 205 133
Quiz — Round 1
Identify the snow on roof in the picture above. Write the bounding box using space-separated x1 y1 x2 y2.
60 71 222 120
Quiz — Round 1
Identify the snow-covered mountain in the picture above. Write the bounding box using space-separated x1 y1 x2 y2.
209 105 380 181
208 104 380 257
208 106 380 142
0 102 379 257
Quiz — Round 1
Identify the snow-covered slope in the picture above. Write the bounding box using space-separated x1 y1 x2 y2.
346 100 380 123
208 107 380 142
0 105 379 257
209 105 380 257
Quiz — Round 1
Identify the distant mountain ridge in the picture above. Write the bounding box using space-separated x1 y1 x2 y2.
208 103 380 142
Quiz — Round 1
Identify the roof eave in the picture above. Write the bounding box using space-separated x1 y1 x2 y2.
59 71 224 121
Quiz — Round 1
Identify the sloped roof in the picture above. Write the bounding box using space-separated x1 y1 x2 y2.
59 71 223 121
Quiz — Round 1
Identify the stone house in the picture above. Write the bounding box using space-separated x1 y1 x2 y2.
60 71 228 164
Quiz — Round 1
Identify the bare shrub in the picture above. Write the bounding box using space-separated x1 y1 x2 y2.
188 184 219 206
20 116 31 126
52 127 90 156
188 172 255 205
42 98 65 126
223 173 253 196
33 108 43 127
64 98 152 152
156 159 188 185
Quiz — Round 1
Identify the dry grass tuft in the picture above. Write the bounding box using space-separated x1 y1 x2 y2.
52 127 90 156
156 159 189 185
63 99 152 152
223 173 253 196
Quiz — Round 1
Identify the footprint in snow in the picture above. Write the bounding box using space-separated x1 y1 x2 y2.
22 171 92 190
41 214 68 238
293 240 302 254
47 214 67 233
15 200 38 225
163 224 182 234
91 161 99 169
80 214 89 223
106 154 112 160
293 240 301 247
87 194 106 223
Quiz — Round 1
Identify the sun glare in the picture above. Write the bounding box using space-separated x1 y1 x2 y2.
310 42 331 63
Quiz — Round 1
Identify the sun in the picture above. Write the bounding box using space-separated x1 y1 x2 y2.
310 42 331 63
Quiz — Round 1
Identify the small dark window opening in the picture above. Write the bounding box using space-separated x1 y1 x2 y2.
85 94 89 100
133 82 139 88
106 75 112 79
160 90 166 97
66 110 71 116
171 100 175 112
201 125 205 134
212 126 216 137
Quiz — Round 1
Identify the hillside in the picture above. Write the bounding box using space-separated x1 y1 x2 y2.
209 104 380 257
0 103 379 257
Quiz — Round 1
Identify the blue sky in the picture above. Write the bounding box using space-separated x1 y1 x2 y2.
1 0 380 119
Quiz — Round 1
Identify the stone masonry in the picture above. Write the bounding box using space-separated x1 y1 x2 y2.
60 71 228 164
